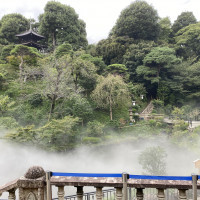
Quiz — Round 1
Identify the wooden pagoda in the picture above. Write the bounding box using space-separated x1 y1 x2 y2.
16 26 45 50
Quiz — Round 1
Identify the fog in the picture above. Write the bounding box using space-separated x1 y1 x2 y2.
0 135 198 189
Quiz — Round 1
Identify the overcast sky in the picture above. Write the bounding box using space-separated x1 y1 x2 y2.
0 0 199 43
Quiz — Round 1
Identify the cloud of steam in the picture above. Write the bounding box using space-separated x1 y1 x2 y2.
0 135 198 197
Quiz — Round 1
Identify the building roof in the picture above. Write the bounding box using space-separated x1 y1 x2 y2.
16 29 45 39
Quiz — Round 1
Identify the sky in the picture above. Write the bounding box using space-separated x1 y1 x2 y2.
0 0 200 44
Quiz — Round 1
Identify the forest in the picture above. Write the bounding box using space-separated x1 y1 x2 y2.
0 0 200 152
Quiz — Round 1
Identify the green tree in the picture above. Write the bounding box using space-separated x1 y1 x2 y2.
86 120 105 137
41 56 74 119
123 40 156 82
111 0 160 40
169 60 200 102
136 47 181 97
0 73 4 90
5 125 36 143
152 99 164 114
106 64 129 81
158 17 172 43
138 146 167 175
39 1 87 49
62 95 93 125
0 45 15 62
80 53 106 75
10 45 41 82
0 95 15 116
54 42 73 58
95 36 134 65
0 13 29 44
172 11 197 34
175 23 200 59
38 116 80 151
70 52 98 93
91 74 131 120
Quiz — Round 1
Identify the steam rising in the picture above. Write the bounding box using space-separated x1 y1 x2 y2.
0 135 198 188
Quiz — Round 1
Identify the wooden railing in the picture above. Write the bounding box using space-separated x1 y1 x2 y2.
0 166 199 200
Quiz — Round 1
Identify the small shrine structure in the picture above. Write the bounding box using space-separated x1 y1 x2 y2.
16 25 45 50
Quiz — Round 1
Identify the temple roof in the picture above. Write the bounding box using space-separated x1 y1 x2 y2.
16 29 45 39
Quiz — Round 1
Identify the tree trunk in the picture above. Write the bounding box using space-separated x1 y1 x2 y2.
52 32 56 49
48 95 56 121
24 75 27 83
109 97 113 121
19 56 23 81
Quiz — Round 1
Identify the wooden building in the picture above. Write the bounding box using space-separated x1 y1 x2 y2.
16 27 45 50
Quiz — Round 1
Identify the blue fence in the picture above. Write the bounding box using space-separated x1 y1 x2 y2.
51 172 197 181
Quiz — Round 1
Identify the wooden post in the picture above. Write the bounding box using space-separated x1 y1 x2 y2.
46 171 52 200
192 174 198 200
96 187 103 200
122 173 128 200
76 186 83 200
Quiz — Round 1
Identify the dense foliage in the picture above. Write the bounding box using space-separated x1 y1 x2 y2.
1 0 200 154
39 1 87 50
111 1 160 40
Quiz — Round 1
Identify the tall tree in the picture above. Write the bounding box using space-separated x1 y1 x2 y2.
158 17 172 43
39 1 87 50
136 47 181 97
123 40 156 82
91 74 130 120
0 14 29 44
111 0 160 40
95 36 134 65
70 52 98 93
175 23 200 60
41 56 74 119
169 60 200 102
172 11 197 34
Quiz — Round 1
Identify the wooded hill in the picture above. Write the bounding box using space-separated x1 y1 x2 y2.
0 0 200 151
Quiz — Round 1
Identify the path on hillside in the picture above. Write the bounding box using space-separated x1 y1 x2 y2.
164 118 200 129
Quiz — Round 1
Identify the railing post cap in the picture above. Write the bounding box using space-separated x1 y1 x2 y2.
122 172 129 179
46 171 52 177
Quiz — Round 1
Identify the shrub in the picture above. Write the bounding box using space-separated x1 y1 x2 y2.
173 120 188 131
152 99 164 114
86 120 105 137
0 117 19 129
82 137 101 144
27 94 43 107
148 119 157 127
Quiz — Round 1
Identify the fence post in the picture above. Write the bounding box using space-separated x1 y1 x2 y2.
46 171 52 200
122 173 129 200
192 174 198 200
